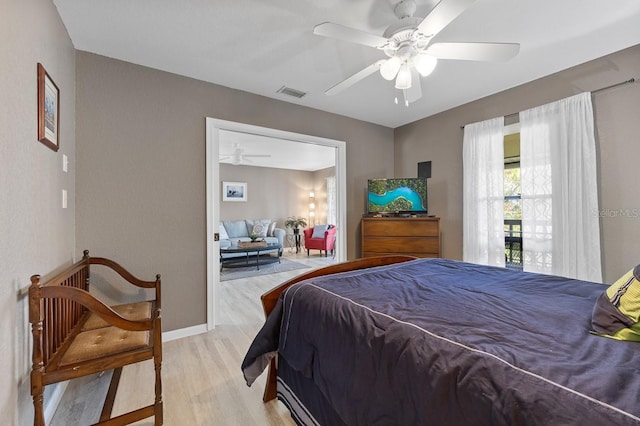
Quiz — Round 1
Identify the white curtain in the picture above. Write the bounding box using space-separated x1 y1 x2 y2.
520 92 602 282
463 117 505 266
326 176 336 226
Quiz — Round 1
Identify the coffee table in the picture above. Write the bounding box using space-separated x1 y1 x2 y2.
220 243 282 271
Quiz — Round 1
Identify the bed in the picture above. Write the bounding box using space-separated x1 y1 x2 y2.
242 256 640 425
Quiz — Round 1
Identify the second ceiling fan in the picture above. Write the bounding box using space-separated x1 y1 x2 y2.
313 0 520 105
220 143 271 166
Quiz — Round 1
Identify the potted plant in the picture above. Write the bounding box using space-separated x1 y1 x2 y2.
285 216 308 235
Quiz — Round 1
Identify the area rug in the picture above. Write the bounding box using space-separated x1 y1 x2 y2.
220 258 311 281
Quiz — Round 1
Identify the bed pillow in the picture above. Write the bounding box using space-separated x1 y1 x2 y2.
591 264 640 342
219 222 229 240
311 224 329 239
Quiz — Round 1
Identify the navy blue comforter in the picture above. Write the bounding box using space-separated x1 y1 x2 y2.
242 258 640 425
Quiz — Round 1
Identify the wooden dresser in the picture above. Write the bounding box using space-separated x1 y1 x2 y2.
361 216 440 258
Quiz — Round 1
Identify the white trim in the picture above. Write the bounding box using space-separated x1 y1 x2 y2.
205 118 347 331
162 323 208 342
44 324 205 422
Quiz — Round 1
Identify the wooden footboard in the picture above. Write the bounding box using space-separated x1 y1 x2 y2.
260 255 416 402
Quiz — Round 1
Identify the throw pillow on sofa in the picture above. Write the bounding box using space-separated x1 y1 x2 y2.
252 223 268 238
267 221 277 237
246 219 271 237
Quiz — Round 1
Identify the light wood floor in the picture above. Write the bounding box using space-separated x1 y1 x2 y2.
51 250 337 425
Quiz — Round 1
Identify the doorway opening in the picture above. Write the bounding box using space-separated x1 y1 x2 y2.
205 118 347 329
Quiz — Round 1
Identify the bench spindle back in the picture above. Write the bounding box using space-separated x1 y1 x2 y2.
31 259 89 368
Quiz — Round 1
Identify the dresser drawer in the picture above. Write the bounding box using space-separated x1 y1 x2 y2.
362 219 439 237
361 217 441 258
362 237 439 254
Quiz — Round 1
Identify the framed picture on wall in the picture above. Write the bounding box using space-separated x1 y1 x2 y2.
222 181 247 202
37 63 60 152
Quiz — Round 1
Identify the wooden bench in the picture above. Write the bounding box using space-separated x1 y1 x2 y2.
29 250 163 425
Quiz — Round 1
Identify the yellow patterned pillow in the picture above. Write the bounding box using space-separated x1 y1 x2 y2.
591 265 640 341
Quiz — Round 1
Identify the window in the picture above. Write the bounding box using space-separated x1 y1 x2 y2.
504 131 522 270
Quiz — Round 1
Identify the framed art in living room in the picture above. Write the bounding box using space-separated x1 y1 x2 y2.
222 181 247 202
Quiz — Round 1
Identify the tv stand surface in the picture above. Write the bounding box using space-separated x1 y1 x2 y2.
361 216 440 258
366 212 432 218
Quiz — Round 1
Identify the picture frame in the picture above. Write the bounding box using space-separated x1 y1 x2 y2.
222 181 247 202
37 63 60 152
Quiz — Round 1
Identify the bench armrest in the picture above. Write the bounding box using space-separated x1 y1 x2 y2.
40 285 156 331
84 250 162 309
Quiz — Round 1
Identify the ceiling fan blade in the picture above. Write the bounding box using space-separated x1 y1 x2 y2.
416 0 477 38
314 22 389 49
427 42 520 61
405 67 422 103
325 60 385 96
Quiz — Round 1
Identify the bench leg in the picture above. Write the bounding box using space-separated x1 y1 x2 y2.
154 355 163 425
100 368 123 422
32 390 45 426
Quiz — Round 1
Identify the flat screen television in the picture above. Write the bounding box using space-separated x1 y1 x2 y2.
367 178 428 214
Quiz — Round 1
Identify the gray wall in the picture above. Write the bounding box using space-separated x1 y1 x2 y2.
75 51 394 331
218 164 337 245
220 163 314 245
394 44 640 283
1 0 76 424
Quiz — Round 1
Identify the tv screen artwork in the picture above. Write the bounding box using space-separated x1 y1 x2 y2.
368 178 427 214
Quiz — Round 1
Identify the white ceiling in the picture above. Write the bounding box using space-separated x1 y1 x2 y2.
218 129 335 171
53 0 640 130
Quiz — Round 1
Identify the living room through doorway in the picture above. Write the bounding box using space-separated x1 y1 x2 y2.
206 118 347 329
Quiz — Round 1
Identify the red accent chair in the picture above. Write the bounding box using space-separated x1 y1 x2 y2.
303 225 336 257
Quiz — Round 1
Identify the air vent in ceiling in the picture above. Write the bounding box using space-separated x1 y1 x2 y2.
277 86 307 99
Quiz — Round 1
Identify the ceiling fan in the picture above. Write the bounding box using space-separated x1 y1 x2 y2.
219 143 271 165
313 0 520 105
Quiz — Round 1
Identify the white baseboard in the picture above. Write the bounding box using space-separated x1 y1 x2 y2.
162 323 208 342
44 381 69 424
43 324 206 422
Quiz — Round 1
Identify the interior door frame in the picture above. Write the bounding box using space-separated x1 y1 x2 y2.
205 117 347 329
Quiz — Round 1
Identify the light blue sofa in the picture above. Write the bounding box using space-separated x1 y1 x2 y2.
219 219 285 258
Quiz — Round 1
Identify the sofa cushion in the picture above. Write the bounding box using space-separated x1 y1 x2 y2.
223 220 249 238
219 222 229 240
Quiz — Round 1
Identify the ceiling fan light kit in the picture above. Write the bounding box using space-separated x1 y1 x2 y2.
413 54 438 77
380 56 402 80
313 0 519 105
395 63 412 90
